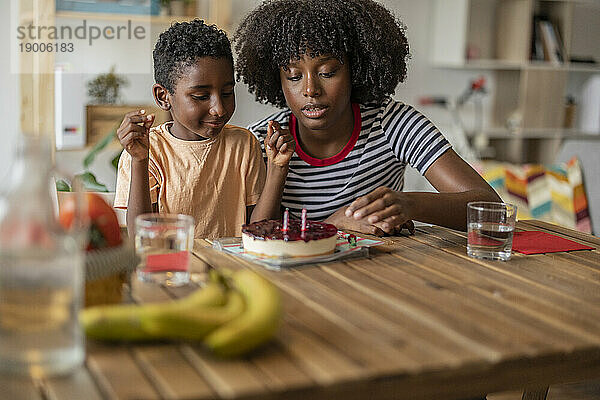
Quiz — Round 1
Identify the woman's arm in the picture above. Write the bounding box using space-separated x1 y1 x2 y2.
250 121 295 222
346 150 501 232
417 149 501 229
250 162 288 222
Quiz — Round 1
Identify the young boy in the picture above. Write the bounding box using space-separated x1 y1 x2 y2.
114 20 294 238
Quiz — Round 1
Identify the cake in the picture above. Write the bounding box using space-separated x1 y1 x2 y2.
241 219 338 257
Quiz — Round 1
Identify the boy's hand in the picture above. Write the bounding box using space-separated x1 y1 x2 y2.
344 186 416 235
117 110 155 162
265 120 295 168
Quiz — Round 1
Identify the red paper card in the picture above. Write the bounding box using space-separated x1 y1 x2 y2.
512 231 594 255
144 251 189 272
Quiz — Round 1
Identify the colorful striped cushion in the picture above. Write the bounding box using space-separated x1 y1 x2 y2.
474 157 592 234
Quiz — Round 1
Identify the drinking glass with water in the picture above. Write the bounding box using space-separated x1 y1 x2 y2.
135 214 194 287
467 202 517 261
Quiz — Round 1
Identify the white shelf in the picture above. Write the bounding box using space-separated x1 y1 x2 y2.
433 59 600 73
432 59 522 70
539 0 600 4
55 11 197 24
566 63 600 72
474 127 600 139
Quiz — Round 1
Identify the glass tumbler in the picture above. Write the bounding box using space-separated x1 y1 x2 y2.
135 213 194 287
467 201 517 261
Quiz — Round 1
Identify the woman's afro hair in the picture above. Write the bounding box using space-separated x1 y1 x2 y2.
153 19 233 93
233 0 410 108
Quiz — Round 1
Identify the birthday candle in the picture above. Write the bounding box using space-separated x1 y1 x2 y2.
301 208 307 231
282 208 289 232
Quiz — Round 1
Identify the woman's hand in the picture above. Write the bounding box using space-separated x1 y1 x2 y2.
265 120 295 168
344 186 416 234
117 109 155 162
326 206 386 237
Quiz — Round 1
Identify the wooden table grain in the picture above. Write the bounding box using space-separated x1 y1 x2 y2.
3 220 600 400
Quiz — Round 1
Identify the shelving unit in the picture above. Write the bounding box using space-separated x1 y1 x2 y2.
55 11 197 24
431 0 600 163
54 0 231 27
437 59 600 73
54 1 231 29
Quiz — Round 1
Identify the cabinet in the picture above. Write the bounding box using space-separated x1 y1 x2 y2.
431 0 600 163
86 104 171 147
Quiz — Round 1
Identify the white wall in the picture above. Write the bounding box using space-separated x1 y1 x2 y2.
0 1 20 183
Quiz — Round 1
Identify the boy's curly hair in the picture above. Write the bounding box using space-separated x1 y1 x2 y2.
153 19 233 93
233 0 410 108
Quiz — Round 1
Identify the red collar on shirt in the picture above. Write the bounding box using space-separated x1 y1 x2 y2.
289 103 361 166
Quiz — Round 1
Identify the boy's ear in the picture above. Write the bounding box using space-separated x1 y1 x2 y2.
152 84 171 111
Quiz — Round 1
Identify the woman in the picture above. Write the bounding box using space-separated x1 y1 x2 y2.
234 0 500 236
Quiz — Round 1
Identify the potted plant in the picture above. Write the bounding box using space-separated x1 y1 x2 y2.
87 66 128 105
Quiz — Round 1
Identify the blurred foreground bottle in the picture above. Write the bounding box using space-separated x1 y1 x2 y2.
0 135 86 377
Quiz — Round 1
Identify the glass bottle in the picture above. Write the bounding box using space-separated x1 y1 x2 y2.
0 135 85 377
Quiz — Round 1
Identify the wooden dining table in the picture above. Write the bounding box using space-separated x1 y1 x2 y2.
2 219 600 400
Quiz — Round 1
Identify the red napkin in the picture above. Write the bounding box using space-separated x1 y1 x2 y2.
512 231 594 255
145 251 189 272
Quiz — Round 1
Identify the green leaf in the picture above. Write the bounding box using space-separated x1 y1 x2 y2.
83 127 118 169
75 171 109 192
55 179 72 192
111 151 121 171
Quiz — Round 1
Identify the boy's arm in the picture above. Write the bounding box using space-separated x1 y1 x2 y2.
246 206 255 224
116 109 155 237
126 158 154 237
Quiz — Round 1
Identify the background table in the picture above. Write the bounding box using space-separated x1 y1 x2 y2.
2 220 599 400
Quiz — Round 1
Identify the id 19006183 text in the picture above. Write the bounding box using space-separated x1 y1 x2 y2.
19 42 74 53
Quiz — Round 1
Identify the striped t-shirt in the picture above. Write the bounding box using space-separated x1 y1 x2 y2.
248 97 452 221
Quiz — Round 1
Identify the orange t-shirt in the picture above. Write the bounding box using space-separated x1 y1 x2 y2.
114 122 266 238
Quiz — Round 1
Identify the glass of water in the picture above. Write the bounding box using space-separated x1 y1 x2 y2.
135 214 194 287
467 202 517 261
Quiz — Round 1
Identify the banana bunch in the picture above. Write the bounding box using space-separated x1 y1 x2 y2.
80 269 282 357
204 269 282 357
